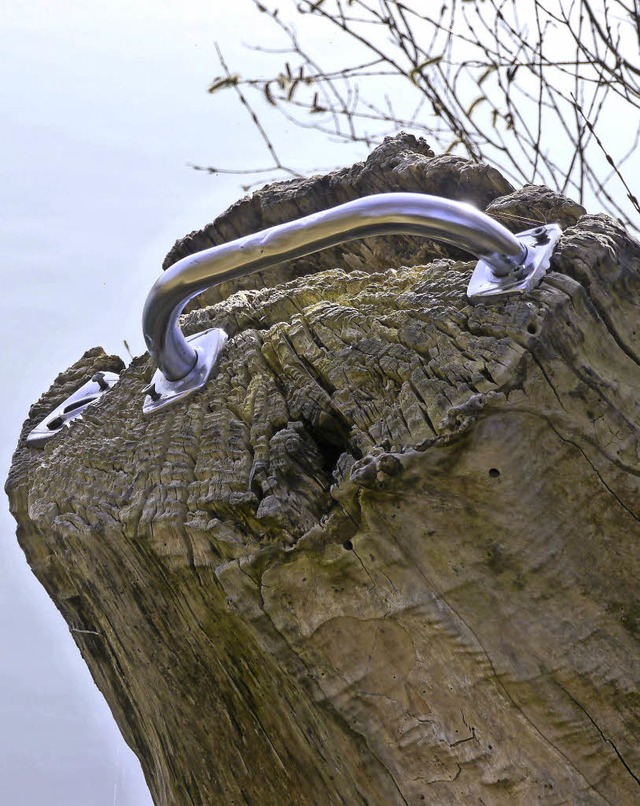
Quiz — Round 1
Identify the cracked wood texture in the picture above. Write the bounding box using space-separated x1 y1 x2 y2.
6 135 640 805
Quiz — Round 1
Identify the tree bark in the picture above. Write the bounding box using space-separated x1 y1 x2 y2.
6 136 639 805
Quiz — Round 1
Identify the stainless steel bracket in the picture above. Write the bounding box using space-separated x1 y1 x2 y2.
142 328 227 415
141 193 562 414
26 371 120 448
467 223 562 303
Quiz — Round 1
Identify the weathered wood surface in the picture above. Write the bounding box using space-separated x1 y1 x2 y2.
6 136 640 805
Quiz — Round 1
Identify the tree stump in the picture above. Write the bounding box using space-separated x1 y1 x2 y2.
6 135 640 805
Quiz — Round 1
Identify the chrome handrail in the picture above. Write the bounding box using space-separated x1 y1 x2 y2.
142 192 560 413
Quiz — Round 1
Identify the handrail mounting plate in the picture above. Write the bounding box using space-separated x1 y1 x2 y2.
142 328 228 415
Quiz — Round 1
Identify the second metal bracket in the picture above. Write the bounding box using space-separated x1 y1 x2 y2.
467 223 562 302
27 371 120 448
142 328 228 414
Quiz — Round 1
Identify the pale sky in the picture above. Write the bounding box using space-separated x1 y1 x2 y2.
0 1 636 803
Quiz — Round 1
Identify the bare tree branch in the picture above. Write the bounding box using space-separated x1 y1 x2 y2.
202 0 640 228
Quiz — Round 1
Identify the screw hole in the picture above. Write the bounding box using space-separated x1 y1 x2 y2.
488 468 501 478
143 383 161 402
63 395 96 414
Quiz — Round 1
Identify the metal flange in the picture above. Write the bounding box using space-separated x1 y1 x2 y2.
27 371 120 448
467 223 562 303
142 328 228 415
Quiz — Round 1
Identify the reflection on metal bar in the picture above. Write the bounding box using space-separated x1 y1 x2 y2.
142 192 560 414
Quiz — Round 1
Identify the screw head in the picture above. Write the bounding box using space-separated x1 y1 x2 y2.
91 371 109 391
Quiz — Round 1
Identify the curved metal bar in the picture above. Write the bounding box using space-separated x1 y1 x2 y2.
143 192 527 384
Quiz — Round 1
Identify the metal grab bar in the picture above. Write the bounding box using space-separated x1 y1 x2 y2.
142 192 560 413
